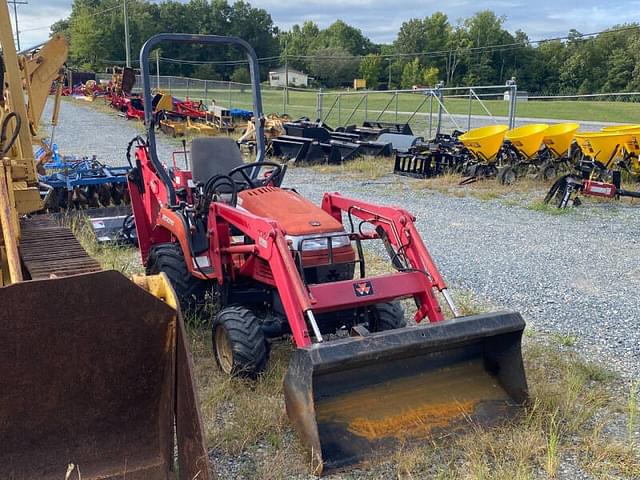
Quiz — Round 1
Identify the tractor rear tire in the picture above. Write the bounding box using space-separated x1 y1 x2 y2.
146 243 207 315
368 301 406 332
212 306 268 378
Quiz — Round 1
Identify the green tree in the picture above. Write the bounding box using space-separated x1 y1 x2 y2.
400 58 422 88
230 66 250 84
311 20 373 56
359 54 383 89
309 47 359 87
421 66 439 86
278 21 320 71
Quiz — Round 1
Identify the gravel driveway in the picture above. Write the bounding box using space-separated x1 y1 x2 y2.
48 99 640 380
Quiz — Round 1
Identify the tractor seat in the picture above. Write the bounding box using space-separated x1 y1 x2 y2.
191 137 244 186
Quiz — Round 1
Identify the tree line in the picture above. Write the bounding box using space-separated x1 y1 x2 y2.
53 0 640 94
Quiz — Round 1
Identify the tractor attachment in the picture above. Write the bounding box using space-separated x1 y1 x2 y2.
0 271 210 480
285 311 527 474
129 33 529 476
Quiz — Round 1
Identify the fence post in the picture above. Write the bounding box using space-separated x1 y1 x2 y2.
435 81 444 135
364 94 368 124
507 77 517 129
467 88 473 130
316 88 323 120
337 94 342 126
395 92 399 122
228 81 232 109
282 88 286 115
186 77 190 99
204 80 208 104
168 76 172 95
428 92 433 138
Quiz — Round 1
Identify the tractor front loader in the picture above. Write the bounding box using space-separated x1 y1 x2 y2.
129 33 528 475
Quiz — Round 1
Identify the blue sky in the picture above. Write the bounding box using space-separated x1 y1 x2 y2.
13 0 640 49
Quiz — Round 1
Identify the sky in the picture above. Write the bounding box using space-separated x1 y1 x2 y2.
12 0 640 50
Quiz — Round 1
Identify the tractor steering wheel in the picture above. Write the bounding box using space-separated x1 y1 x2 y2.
228 162 283 189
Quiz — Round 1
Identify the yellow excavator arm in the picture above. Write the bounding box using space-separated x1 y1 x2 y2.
21 33 68 140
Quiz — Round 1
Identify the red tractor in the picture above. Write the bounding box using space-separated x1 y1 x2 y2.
129 34 528 475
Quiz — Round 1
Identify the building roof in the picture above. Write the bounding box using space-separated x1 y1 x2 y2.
268 66 308 76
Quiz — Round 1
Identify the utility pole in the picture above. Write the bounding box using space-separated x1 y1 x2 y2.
8 0 27 51
123 0 131 67
284 40 289 105
387 58 392 90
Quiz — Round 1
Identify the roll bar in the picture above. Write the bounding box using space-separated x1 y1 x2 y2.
139 33 266 206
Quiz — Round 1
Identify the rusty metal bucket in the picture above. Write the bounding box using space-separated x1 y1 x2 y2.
0 270 210 480
284 311 527 475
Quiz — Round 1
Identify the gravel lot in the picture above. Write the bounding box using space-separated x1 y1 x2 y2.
46 99 639 478
48 99 639 381
289 172 640 380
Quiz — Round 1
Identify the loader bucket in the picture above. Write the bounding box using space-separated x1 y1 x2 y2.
0 270 210 480
505 124 549 159
284 311 527 475
574 132 632 168
543 123 580 158
459 125 509 162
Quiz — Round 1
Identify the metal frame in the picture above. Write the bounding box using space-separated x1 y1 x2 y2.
316 81 518 136
139 33 266 206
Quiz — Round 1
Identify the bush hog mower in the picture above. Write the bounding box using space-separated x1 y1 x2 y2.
130 34 528 475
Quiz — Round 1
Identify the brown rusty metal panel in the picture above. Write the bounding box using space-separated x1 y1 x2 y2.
19 216 101 279
176 314 214 480
0 271 176 480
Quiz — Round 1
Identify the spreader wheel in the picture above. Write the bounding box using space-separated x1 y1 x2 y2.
368 301 406 332
212 306 268 378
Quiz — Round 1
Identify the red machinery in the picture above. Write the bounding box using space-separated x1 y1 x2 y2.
128 33 528 475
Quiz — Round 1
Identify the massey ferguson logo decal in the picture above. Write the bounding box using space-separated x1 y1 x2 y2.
354 281 374 297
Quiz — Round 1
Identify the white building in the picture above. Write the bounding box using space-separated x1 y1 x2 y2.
268 67 309 88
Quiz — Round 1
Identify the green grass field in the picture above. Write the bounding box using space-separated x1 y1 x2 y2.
163 86 640 126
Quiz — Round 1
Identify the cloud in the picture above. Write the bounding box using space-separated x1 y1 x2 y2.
16 0 640 48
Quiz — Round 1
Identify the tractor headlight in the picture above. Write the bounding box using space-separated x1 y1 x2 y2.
300 235 350 251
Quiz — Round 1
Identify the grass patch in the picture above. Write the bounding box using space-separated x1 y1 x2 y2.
527 199 575 215
163 87 640 124
552 332 579 347
305 155 394 181
66 213 143 276
409 173 551 204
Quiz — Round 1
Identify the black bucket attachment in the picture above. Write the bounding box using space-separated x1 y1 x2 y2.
284 311 527 475
0 271 211 480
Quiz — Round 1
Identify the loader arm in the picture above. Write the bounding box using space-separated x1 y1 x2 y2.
212 202 315 347
208 203 456 348
321 192 454 321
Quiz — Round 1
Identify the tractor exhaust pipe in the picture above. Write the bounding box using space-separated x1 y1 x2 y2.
284 311 527 475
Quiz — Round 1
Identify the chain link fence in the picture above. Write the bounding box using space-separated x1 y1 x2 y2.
95 73 319 118
95 73 639 136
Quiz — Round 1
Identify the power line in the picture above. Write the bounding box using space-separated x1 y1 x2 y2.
8 0 27 50
97 22 640 67
21 2 123 33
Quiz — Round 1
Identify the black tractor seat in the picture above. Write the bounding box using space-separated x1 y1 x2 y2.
191 137 245 186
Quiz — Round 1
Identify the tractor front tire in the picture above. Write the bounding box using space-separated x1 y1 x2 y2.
146 243 207 315
368 301 406 332
212 306 268 378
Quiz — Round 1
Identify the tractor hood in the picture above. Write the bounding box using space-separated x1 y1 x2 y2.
237 187 344 236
